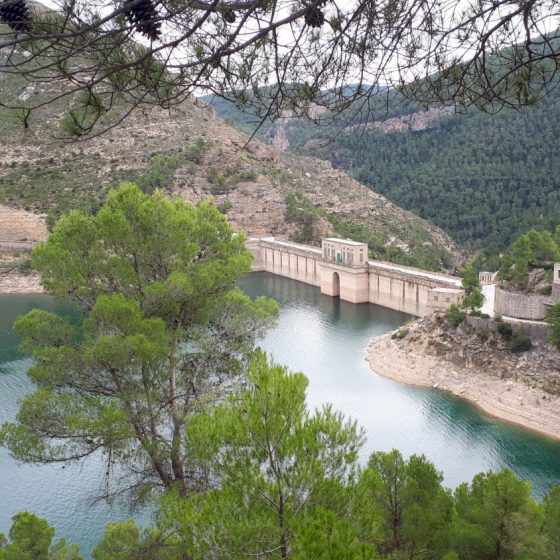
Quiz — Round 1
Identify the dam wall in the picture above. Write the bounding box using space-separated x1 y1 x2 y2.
247 237 463 317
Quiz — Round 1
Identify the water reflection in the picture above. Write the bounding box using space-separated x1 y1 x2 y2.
0 295 148 558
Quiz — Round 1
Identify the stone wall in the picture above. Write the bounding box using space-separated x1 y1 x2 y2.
427 288 464 312
465 315 551 343
494 286 550 320
259 240 321 288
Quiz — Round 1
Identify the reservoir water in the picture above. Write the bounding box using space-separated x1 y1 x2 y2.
1 272 560 556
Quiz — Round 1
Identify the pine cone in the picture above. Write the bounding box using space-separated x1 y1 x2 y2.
304 6 325 28
222 8 236 24
124 0 161 41
0 0 32 32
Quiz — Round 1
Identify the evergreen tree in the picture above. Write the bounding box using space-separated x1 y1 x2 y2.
0 512 82 560
159 351 365 559
546 303 560 350
356 449 453 558
543 486 560 560
450 470 543 560
0 184 279 501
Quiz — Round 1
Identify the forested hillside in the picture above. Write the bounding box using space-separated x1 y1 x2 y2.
206 87 560 258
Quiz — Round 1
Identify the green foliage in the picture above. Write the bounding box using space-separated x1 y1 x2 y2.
284 191 322 243
459 265 480 294
510 257 529 289
92 520 169 560
498 254 513 281
546 303 560 349
446 304 466 327
208 88 560 257
229 168 257 184
462 289 484 313
0 156 109 228
206 167 228 193
327 212 452 271
498 228 560 287
509 333 533 353
512 230 560 266
357 449 453 558
297 94 560 256
450 470 544 559
185 137 210 164
543 486 560 559
459 263 484 313
0 512 82 560
5 432 560 560
137 155 180 194
496 320 513 340
0 183 279 500
216 200 233 214
283 190 453 270
160 351 365 559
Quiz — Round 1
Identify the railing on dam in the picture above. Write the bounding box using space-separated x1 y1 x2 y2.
247 237 464 317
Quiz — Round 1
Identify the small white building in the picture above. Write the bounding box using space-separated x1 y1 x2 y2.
322 238 368 267
479 271 498 285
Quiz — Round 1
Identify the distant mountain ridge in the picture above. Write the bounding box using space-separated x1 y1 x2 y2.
205 87 560 258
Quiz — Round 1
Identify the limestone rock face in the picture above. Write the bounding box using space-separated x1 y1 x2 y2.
0 204 47 249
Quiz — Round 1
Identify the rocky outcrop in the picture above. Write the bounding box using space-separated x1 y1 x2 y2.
0 205 48 250
348 106 454 135
383 313 560 394
368 313 560 439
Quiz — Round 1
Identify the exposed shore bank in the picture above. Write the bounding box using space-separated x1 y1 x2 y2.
367 318 560 441
0 270 43 294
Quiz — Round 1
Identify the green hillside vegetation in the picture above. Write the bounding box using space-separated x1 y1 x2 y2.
285 191 454 270
315 96 560 256
0 60 462 273
497 227 560 291
2 185 560 560
3 452 560 559
207 87 560 259
200 86 418 144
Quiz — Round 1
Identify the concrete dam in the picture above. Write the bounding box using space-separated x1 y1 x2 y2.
247 237 463 317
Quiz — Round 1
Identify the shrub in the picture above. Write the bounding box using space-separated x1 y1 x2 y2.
185 137 210 164
217 200 233 214
546 303 560 350
446 305 466 327
16 259 32 272
510 334 533 353
497 321 513 340
476 329 489 341
391 328 410 340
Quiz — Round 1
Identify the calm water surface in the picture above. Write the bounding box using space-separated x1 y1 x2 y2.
1 273 560 555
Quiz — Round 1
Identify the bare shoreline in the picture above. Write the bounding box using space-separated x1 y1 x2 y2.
0 271 44 295
367 332 560 442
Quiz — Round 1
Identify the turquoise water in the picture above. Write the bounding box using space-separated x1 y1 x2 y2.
1 273 560 555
